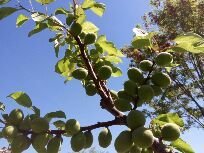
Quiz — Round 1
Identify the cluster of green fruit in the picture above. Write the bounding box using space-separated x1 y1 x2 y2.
113 110 181 153
69 22 97 45
1 109 60 153
112 52 172 112
72 64 113 96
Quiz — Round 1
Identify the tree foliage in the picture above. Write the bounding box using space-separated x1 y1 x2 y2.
123 0 204 129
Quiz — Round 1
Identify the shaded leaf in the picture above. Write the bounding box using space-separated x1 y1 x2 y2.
35 0 55 5
16 14 29 27
55 8 69 15
45 111 66 122
0 0 10 5
0 7 18 20
30 106 40 117
112 67 122 77
28 23 48 37
0 102 5 111
171 138 195 153
53 120 65 130
8 91 32 108
90 3 106 17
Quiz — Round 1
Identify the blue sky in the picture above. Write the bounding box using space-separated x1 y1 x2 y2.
0 0 203 152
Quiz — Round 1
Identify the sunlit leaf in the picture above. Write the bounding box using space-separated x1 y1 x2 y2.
76 6 86 24
131 36 151 49
112 67 122 77
55 8 69 15
82 21 99 34
171 138 195 153
31 12 47 22
90 3 106 17
55 58 76 80
0 7 18 20
8 91 32 108
152 113 184 127
82 0 95 9
16 14 29 27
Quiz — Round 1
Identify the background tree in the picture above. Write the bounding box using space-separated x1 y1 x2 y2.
123 0 204 129
0 0 200 153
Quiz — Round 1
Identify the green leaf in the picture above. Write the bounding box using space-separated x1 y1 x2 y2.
35 0 55 4
44 111 66 122
170 33 204 54
96 35 119 55
55 8 69 15
112 67 122 77
0 0 10 5
90 3 106 17
171 138 195 153
16 14 29 27
28 23 48 37
82 21 99 34
47 16 63 32
55 58 76 80
30 106 40 117
105 56 122 64
131 36 151 49
8 91 32 108
152 113 184 127
76 6 86 24
0 7 18 20
31 12 47 22
0 102 5 111
82 0 95 9
53 120 65 130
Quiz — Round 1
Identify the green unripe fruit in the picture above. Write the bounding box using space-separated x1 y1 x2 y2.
118 90 133 102
151 72 171 88
85 83 97 96
127 110 146 129
139 60 153 71
19 116 31 131
114 130 133 153
70 22 82 37
161 123 180 141
115 99 132 112
84 131 93 149
2 125 18 139
138 85 154 102
130 145 142 153
47 136 61 153
124 80 138 96
132 127 154 148
65 119 80 136
98 65 112 80
98 128 112 148
127 68 144 84
72 68 88 80
84 33 96 44
71 132 86 152
30 117 49 133
9 109 24 125
11 135 31 153
32 133 50 152
151 85 163 96
155 52 173 67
